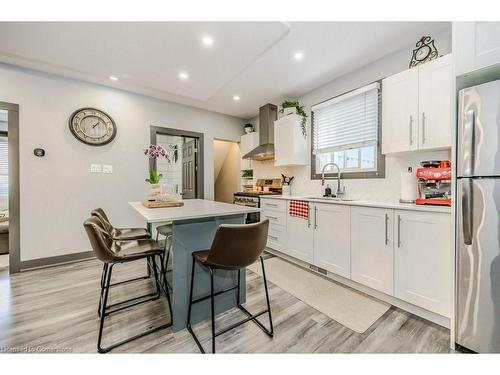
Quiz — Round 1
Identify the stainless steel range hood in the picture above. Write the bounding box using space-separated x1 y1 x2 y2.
242 103 278 161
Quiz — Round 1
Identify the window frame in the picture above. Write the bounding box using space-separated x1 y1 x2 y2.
310 81 385 180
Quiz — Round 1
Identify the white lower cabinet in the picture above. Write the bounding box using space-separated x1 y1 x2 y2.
313 203 350 278
394 210 451 317
285 205 314 263
351 207 394 295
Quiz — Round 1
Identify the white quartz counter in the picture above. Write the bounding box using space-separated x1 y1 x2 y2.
129 199 260 223
260 195 451 214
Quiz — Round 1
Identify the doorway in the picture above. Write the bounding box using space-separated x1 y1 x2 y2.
150 126 204 199
0 102 19 274
213 139 241 204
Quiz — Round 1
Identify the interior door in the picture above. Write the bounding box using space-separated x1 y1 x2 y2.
182 139 197 199
313 203 350 278
457 177 500 353
381 68 419 154
418 55 453 150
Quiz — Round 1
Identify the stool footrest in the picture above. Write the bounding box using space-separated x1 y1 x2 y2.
214 307 270 338
191 284 239 305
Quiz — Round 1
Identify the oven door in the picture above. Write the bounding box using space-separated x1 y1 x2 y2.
233 195 260 223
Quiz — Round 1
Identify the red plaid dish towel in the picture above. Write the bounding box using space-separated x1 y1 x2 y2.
289 200 309 219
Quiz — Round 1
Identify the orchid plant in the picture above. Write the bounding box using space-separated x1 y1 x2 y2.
144 144 171 185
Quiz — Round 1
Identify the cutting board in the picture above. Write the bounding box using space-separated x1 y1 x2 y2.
142 200 184 208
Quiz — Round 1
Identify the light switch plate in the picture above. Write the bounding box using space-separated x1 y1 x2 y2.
90 164 102 173
102 165 113 174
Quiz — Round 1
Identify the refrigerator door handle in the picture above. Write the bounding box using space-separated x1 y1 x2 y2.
463 109 475 176
462 179 473 245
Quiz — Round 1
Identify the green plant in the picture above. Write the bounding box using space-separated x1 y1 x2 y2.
241 169 253 178
145 169 162 184
280 100 307 137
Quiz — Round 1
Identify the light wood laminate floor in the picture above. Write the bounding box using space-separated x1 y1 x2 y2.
0 257 452 353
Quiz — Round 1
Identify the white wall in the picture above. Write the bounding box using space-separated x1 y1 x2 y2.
249 31 452 201
0 64 245 261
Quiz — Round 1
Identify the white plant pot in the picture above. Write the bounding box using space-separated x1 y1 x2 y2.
279 107 297 118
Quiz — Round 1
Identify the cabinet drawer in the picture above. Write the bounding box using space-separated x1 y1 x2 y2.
261 209 286 226
266 224 286 251
260 199 286 212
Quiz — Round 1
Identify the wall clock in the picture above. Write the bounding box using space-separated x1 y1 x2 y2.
409 36 438 68
69 107 117 146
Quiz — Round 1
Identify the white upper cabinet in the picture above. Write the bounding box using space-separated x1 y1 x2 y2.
313 203 351 278
274 114 308 166
454 22 500 76
418 55 454 150
382 55 453 154
351 207 394 295
382 68 419 154
240 132 259 156
394 210 451 317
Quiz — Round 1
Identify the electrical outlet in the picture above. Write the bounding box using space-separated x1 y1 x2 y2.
102 165 113 174
90 164 102 173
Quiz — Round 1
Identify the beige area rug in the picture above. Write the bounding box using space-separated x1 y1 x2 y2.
248 257 390 333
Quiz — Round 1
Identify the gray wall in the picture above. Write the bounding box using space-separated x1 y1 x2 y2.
0 63 245 261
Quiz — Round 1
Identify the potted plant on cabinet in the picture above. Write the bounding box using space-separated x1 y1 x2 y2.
279 100 307 138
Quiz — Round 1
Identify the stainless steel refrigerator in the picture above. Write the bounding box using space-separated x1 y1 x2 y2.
457 78 500 353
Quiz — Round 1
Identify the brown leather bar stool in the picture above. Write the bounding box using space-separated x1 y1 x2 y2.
91 208 153 294
186 219 273 354
84 216 172 353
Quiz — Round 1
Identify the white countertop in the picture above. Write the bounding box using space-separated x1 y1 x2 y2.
260 195 452 214
129 199 260 223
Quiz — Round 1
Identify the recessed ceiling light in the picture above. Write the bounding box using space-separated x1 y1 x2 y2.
293 51 304 60
233 95 241 101
109 75 119 81
202 36 214 46
179 72 189 80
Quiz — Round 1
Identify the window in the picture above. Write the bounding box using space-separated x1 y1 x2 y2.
311 82 384 179
0 136 7 197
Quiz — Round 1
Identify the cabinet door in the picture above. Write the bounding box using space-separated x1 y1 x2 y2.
351 207 394 295
382 68 419 154
394 210 451 317
313 203 350 278
418 55 453 150
274 115 308 166
240 132 259 156
285 202 314 263
454 22 500 76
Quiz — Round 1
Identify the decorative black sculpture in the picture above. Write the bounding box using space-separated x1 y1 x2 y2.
409 36 438 68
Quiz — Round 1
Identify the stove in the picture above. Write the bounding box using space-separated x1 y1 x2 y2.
233 179 282 223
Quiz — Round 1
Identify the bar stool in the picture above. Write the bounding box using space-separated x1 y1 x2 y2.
155 224 173 285
83 216 172 353
186 219 273 354
91 208 153 299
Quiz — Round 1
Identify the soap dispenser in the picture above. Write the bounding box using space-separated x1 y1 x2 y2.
324 184 332 197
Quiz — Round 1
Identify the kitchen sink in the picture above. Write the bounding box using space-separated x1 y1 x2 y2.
302 196 358 202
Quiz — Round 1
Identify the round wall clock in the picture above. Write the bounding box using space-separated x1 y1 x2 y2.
69 107 117 146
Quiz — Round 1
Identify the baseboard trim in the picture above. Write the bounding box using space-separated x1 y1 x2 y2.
19 251 95 271
266 247 451 329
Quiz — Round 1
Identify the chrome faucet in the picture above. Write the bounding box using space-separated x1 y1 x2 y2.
321 162 345 197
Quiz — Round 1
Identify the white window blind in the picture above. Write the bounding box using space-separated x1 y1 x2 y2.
312 82 380 154
0 137 7 198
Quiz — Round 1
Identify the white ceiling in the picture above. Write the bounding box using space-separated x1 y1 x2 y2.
0 22 450 119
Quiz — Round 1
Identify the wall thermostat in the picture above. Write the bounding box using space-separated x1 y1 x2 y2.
34 148 45 157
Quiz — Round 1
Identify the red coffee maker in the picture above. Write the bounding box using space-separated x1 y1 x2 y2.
415 160 452 206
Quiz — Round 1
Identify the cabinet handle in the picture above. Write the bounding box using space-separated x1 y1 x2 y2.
422 112 426 144
264 215 278 220
268 235 279 241
397 215 402 248
265 203 278 207
314 206 318 229
409 115 413 146
307 206 311 228
384 213 389 245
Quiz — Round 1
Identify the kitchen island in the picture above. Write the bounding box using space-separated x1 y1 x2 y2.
129 199 260 332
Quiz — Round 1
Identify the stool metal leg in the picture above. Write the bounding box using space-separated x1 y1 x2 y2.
260 256 274 335
97 256 172 354
209 267 216 354
187 257 206 353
